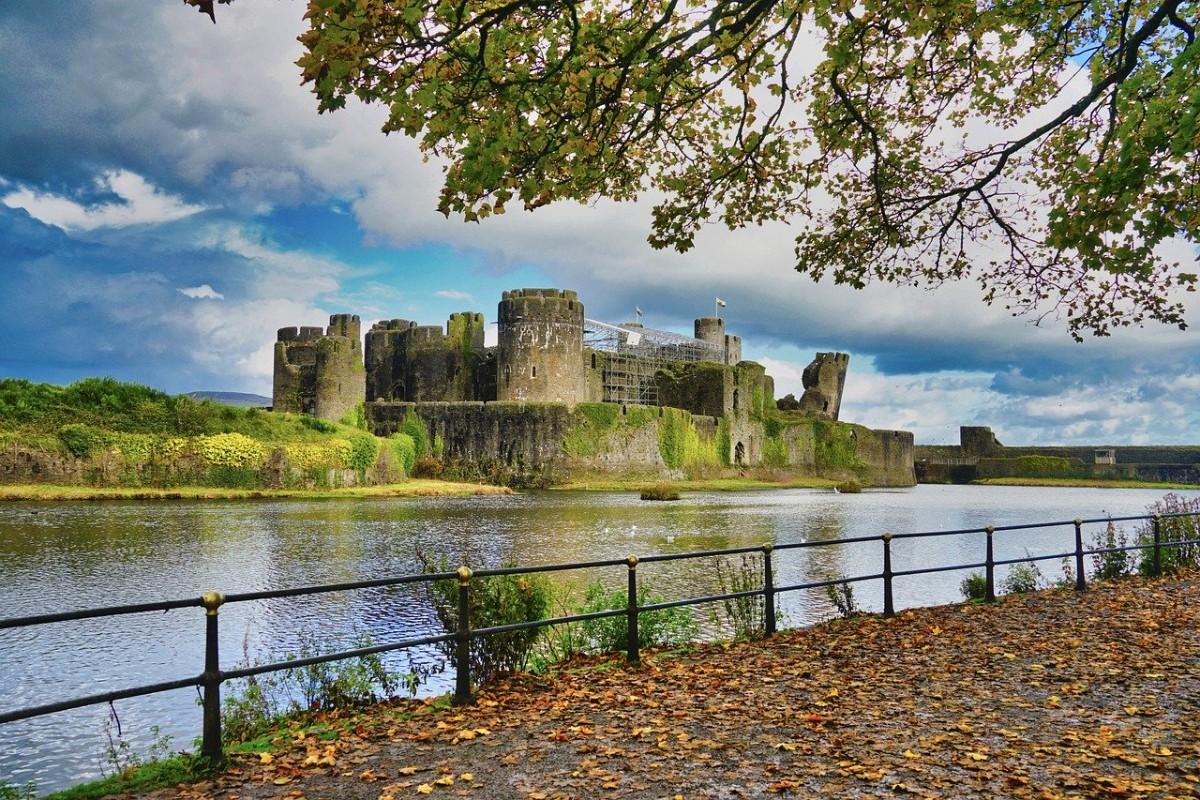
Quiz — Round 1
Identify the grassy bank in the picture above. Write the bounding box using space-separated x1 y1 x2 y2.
552 475 839 491
0 480 511 501
974 477 1198 490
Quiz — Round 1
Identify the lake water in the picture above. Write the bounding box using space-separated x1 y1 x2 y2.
2 484 1194 792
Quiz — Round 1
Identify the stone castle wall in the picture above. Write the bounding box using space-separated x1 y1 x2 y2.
274 314 364 421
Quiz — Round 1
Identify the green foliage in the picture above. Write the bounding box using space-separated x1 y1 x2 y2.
1090 521 1132 580
577 580 698 654
432 433 446 458
640 482 681 501
812 421 864 474
338 402 368 431
344 431 381 474
835 479 863 493
824 580 860 619
709 554 768 639
1002 560 1043 595
751 385 765 421
656 407 718 473
400 410 429 457
221 631 403 744
40 754 208 800
391 432 417 476
1136 494 1200 574
421 555 552 685
0 780 37 800
564 403 623 458
960 572 988 602
762 436 789 468
195 432 269 469
412 456 444 479
58 423 112 457
715 415 732 467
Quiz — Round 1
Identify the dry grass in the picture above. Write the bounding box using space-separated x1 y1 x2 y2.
0 481 511 502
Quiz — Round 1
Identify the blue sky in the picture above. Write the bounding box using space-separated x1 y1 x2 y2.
0 0 1197 445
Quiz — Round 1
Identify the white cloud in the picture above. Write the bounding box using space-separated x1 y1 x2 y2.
1 169 206 231
435 289 473 301
179 284 224 300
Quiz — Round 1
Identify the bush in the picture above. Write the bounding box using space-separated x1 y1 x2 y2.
1090 520 1131 580
195 432 268 469
58 423 112 457
577 580 698 653
960 572 988 601
1001 560 1042 594
391 433 417 476
640 482 680 501
0 780 36 800
420 555 552 685
343 431 380 474
400 410 429 457
1135 494 1200 574
412 456 444 479
835 479 863 493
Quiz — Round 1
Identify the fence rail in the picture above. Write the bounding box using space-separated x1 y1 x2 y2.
2 510 1198 766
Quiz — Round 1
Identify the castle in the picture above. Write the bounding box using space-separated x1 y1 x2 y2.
273 288 914 485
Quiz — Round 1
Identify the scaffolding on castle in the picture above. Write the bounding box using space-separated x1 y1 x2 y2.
583 319 723 406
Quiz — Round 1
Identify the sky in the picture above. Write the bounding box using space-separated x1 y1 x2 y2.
0 1 1197 446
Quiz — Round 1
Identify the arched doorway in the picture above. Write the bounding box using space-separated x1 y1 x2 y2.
734 441 745 465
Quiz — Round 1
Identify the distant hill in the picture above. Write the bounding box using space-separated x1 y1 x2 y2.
186 391 272 408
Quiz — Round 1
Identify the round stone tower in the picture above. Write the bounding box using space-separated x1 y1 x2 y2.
694 317 727 362
497 288 586 405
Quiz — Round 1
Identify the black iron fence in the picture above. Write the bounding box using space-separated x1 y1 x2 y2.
2 510 1198 766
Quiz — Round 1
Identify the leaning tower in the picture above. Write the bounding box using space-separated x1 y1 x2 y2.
497 289 587 405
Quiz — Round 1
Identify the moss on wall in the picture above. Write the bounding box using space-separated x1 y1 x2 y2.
812 420 867 474
657 407 720 472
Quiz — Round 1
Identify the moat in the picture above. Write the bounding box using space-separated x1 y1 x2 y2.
3 484 1197 791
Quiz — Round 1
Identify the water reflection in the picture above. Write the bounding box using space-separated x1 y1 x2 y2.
2 484 1195 790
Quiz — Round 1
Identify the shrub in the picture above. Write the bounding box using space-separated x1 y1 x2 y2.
960 572 988 601
420 555 552 685
577 580 698 654
640 482 680 501
343 432 380 474
195 433 268 469
1090 520 1131 580
391 433 417 476
58 423 112 457
835 479 863 493
0 781 36 800
1135 494 1200 574
412 456 444 479
400 411 429 457
1001 560 1042 594
339 402 368 430
824 580 859 618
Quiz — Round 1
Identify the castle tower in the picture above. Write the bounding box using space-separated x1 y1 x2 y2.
365 319 416 401
798 352 849 420
497 289 586 405
695 317 741 365
272 314 364 420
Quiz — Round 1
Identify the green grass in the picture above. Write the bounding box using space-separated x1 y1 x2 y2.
41 754 210 800
0 481 512 501
974 477 1198 490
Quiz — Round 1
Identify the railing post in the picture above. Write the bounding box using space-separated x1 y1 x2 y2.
881 533 894 618
984 526 996 603
626 556 640 665
200 591 224 766
453 566 474 706
1152 514 1163 577
762 544 776 635
1074 519 1086 591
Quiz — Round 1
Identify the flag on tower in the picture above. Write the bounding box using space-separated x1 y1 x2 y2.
715 298 727 307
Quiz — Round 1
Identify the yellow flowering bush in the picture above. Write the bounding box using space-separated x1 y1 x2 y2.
195 433 269 469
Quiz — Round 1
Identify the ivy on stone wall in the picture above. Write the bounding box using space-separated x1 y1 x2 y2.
657 408 719 472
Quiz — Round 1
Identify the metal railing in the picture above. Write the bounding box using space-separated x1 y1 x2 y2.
1 510 1197 766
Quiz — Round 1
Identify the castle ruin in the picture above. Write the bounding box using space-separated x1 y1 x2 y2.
272 289 915 486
